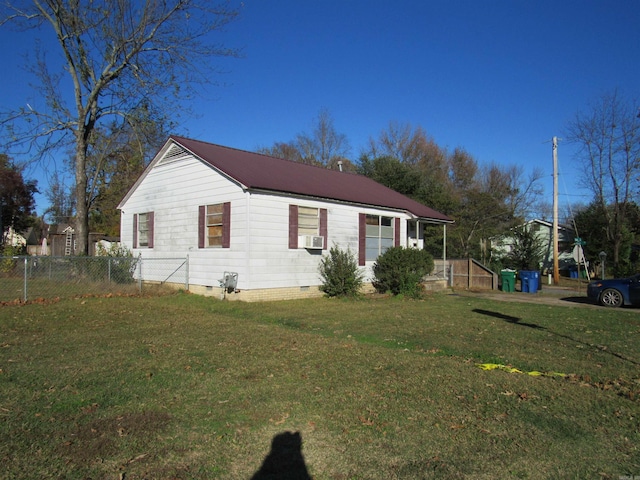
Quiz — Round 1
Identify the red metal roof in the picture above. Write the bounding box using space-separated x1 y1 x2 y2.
171 135 452 223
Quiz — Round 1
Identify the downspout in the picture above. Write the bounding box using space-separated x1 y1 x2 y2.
245 190 251 290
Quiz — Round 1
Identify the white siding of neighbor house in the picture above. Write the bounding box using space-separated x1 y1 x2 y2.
120 150 410 293
491 220 576 270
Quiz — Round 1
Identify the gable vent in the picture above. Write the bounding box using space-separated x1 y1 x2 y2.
158 144 189 165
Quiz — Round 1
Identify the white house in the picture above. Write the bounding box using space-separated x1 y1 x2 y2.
118 136 453 301
490 219 578 273
2 226 27 249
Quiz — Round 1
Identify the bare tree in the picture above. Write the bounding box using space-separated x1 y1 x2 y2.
295 108 350 166
258 108 351 168
0 1 240 254
43 171 75 225
499 164 545 221
565 90 640 266
446 160 544 259
367 122 446 164
258 141 304 163
448 147 478 193
366 121 450 191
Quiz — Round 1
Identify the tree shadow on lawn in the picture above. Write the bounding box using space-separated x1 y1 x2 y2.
472 308 639 366
472 308 543 329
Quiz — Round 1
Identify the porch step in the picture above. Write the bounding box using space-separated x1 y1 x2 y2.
422 278 449 292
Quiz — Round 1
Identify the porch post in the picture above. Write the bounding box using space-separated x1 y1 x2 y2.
443 223 447 263
442 223 448 283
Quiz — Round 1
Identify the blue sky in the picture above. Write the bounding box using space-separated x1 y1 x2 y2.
1 0 639 216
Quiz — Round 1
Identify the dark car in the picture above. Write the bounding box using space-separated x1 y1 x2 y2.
586 273 640 307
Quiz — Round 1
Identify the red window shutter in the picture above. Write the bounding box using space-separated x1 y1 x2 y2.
198 205 205 248
147 212 154 249
222 202 231 248
133 214 138 248
358 213 366 266
320 208 328 250
289 205 298 249
394 217 400 247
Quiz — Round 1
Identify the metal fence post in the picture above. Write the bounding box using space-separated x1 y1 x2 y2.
23 257 28 302
0 255 192 303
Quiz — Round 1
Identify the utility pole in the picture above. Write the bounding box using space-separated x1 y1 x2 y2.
552 137 559 285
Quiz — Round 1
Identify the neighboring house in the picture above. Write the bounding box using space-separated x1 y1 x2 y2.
48 224 117 256
94 237 121 254
23 225 48 255
118 136 453 301
3 226 45 254
490 219 577 273
2 222 117 256
48 224 76 256
2 226 27 249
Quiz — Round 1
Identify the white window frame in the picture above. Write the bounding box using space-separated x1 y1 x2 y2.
365 214 394 261
138 213 150 247
298 206 320 236
205 203 224 247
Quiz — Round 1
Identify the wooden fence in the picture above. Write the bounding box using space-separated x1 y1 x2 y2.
437 258 498 290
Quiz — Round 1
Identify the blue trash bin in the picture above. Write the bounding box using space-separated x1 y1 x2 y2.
520 272 530 292
520 271 539 294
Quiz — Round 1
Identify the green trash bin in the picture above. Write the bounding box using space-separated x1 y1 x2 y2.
500 270 516 292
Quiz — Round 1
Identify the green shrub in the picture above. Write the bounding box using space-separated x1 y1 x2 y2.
319 245 364 297
95 243 138 284
373 247 434 296
0 244 25 273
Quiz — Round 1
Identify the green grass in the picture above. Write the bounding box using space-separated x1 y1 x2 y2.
0 292 638 479
0 277 142 303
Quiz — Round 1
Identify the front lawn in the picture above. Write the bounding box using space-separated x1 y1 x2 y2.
0 292 638 478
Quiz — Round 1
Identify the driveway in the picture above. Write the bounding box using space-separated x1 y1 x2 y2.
457 285 618 310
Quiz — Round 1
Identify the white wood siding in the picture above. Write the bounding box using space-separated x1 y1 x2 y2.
120 155 248 287
120 153 411 292
243 193 409 289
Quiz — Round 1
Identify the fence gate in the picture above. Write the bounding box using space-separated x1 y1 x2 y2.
448 258 497 290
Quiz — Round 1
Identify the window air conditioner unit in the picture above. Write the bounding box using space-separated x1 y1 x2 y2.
300 235 324 249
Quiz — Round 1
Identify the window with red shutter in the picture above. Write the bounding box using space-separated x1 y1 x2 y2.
199 203 231 248
290 205 327 249
362 214 396 261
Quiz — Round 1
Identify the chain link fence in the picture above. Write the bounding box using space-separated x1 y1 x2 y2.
0 256 189 303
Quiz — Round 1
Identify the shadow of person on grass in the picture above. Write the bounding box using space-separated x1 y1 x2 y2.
251 431 312 480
